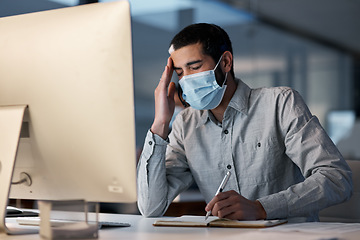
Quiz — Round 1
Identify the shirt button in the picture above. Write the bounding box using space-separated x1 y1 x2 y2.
148 141 153 145
257 142 261 147
227 165 231 169
224 130 229 134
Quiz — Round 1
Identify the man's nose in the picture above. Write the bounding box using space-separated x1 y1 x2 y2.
182 69 192 77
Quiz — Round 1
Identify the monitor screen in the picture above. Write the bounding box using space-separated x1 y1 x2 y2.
0 1 137 205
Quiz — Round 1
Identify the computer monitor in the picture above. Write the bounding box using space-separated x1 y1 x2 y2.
0 0 137 232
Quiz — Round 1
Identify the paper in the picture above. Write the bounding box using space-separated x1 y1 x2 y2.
225 231 338 240
170 215 219 223
262 222 360 234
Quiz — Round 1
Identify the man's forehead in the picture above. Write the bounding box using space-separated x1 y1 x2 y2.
169 44 206 67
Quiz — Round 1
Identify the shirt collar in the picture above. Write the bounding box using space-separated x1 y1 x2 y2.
196 110 210 128
196 78 251 128
227 78 251 115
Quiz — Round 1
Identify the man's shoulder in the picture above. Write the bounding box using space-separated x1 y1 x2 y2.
251 85 294 97
248 85 300 104
240 85 304 114
236 79 296 102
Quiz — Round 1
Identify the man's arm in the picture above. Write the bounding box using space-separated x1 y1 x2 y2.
137 130 169 217
137 57 175 216
137 125 194 217
137 58 193 217
205 89 352 221
258 89 352 220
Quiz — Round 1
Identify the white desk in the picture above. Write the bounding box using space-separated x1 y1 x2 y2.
2 213 360 240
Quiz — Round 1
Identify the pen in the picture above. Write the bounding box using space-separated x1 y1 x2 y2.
205 171 231 220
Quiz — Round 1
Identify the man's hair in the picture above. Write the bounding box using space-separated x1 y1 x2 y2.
170 23 234 78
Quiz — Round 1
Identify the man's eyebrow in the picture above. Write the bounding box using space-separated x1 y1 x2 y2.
186 60 202 66
173 60 203 70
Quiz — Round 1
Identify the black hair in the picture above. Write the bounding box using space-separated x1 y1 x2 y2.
170 23 234 79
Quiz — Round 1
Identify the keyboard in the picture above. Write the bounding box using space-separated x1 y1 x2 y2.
6 206 39 218
16 217 131 228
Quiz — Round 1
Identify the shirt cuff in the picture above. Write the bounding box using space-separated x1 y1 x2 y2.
257 192 288 219
141 129 168 160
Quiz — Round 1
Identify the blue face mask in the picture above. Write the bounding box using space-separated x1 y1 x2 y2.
179 56 228 110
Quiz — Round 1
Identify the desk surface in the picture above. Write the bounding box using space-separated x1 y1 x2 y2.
2 213 360 240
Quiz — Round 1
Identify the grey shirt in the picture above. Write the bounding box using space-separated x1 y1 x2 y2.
137 79 352 221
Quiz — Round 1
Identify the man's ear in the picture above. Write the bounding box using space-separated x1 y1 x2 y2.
222 51 233 73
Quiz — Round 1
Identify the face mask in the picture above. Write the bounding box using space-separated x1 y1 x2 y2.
179 55 228 110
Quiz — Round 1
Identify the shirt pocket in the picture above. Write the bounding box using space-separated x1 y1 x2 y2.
237 136 285 185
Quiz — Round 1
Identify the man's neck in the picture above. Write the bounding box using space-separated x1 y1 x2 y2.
210 76 237 123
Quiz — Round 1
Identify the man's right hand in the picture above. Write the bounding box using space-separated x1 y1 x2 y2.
150 57 176 139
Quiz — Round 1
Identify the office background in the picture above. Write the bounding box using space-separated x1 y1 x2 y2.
2 0 359 159
1 0 359 158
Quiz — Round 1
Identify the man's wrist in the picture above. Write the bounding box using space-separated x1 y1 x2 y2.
255 200 267 220
150 122 169 140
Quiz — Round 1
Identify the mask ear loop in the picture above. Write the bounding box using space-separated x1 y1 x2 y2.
215 54 228 87
222 71 228 87
214 54 223 71
177 84 190 108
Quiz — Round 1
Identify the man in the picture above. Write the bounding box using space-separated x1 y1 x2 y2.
137 23 352 221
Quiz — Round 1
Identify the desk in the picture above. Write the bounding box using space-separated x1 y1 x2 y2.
2 213 360 240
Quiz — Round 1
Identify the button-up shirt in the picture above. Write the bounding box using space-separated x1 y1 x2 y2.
137 79 352 221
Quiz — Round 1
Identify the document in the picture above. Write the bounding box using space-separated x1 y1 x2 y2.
153 215 287 228
225 231 339 240
261 222 360 234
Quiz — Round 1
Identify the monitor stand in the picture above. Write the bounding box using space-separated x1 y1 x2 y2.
0 105 37 234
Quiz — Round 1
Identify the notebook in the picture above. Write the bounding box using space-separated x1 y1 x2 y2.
153 215 287 228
